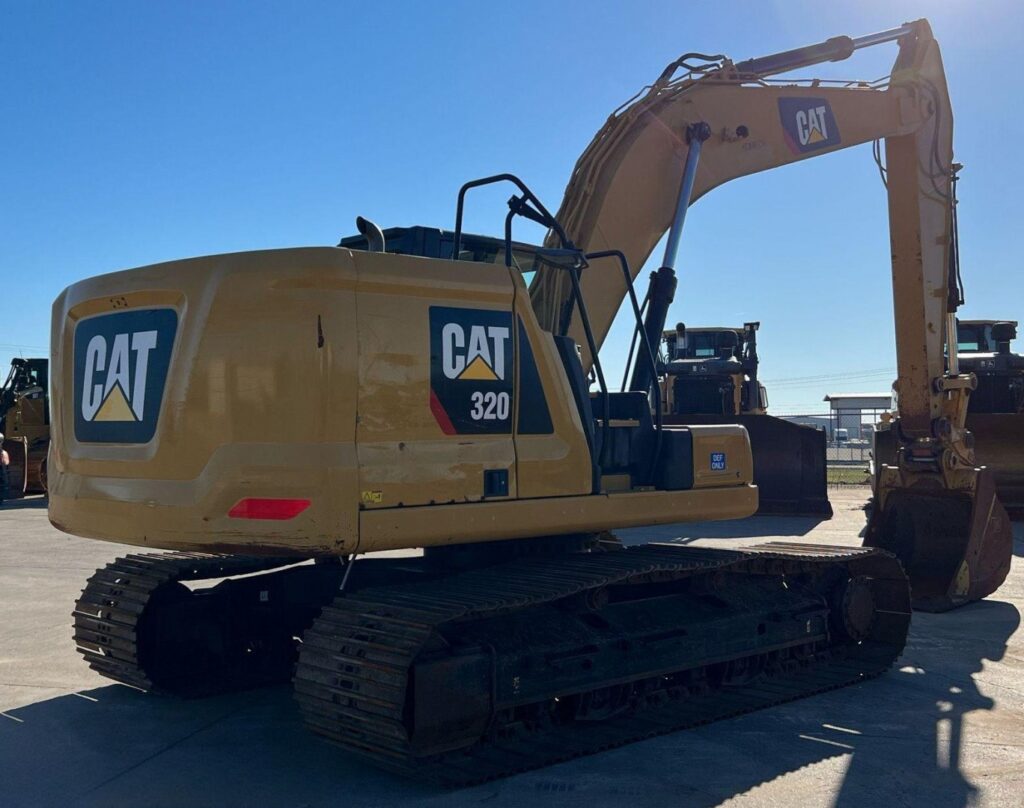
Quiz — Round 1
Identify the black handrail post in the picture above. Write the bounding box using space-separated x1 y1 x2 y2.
454 173 573 261
566 261 611 474
621 289 651 393
587 249 664 482
503 210 515 268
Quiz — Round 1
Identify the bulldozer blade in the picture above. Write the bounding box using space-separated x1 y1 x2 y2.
864 466 1012 612
669 414 832 517
966 413 1024 520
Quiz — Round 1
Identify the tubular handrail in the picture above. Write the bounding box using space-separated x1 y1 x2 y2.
587 249 664 482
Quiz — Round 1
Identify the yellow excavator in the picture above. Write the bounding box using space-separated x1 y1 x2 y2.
656 321 832 516
52 20 1006 782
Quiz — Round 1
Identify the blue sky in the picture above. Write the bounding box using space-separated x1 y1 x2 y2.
3 0 1021 413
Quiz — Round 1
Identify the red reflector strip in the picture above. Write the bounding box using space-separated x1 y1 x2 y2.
228 498 311 520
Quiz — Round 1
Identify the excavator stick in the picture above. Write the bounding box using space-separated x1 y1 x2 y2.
965 413 1024 520
671 414 832 517
865 450 1011 612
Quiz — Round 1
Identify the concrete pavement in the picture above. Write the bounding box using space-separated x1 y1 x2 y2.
1 490 1022 807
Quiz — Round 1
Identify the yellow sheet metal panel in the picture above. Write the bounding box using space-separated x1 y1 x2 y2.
50 246 756 557
689 424 753 488
511 274 592 499
359 484 757 551
352 250 517 509
49 247 360 554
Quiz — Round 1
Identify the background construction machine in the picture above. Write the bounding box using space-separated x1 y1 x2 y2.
1 357 49 498
956 319 1023 518
657 321 831 516
51 20 1003 780
876 319 1023 519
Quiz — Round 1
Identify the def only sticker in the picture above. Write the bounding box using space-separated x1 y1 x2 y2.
74 308 177 443
429 306 513 435
710 452 727 471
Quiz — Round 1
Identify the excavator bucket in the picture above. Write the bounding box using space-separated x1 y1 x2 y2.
865 461 1012 613
965 413 1024 520
675 414 832 517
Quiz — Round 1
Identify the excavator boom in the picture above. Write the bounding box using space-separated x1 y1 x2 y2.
534 26 921 358
534 20 1010 609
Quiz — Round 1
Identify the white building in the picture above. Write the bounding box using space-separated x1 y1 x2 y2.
822 392 893 439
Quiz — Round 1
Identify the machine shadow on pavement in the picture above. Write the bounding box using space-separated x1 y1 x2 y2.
830 599 1020 808
0 600 1016 808
0 496 48 511
616 513 828 544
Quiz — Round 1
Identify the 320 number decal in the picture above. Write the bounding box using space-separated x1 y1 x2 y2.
470 391 510 421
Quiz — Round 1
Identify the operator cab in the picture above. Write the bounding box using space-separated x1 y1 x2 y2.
340 225 546 288
661 324 766 416
954 319 1024 414
1 357 48 400
1 357 49 428
338 173 707 495
665 327 743 361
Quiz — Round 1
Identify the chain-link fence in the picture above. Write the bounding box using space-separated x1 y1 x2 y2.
828 444 871 465
772 407 888 487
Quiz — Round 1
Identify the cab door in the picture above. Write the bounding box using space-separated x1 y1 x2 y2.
511 274 593 500
353 250 518 510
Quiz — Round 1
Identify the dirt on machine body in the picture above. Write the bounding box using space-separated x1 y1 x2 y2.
52 19 1006 781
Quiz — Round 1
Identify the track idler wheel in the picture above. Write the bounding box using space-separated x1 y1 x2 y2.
864 467 1011 612
831 575 875 642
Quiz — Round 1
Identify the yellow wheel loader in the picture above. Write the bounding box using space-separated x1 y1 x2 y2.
53 20 1003 782
655 322 832 516
1 357 49 499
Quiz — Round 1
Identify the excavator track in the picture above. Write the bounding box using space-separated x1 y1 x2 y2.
73 552 302 695
295 542 909 785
